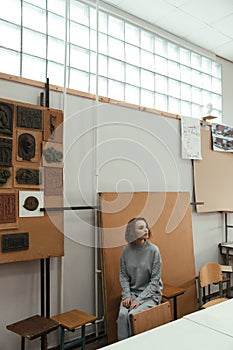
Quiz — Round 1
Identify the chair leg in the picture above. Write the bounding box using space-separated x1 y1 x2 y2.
21 336 25 350
60 328 65 350
81 325 86 350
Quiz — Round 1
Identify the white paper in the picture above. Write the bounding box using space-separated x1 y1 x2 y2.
181 116 202 160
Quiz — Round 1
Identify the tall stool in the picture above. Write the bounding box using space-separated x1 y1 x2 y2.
51 309 97 350
6 314 59 350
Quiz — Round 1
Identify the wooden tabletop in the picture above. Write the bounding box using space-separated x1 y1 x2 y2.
50 309 97 330
162 283 185 299
6 315 59 340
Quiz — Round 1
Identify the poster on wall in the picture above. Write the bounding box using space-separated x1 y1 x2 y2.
181 116 202 160
211 123 233 152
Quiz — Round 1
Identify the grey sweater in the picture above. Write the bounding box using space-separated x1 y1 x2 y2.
120 240 163 303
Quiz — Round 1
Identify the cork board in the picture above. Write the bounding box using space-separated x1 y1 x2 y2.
0 98 64 264
100 192 197 344
194 128 233 212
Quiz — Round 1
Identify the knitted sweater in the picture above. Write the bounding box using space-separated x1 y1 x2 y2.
120 240 163 303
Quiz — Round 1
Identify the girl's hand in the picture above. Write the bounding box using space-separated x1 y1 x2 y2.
129 300 140 310
122 297 132 309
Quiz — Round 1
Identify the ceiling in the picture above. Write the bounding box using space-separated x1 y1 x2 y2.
102 0 233 62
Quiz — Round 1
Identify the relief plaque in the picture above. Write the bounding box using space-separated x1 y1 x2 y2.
0 102 14 136
17 105 42 130
0 138 12 167
0 192 18 229
44 167 63 196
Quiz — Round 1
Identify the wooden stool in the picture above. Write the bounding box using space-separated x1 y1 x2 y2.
6 314 59 350
51 309 97 350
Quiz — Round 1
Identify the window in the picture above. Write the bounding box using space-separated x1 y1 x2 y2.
0 0 222 120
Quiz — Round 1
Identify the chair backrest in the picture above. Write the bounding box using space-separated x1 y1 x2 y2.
130 301 172 336
199 263 223 287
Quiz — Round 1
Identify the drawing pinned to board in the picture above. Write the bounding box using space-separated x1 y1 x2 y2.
19 191 44 217
181 116 202 160
211 123 233 152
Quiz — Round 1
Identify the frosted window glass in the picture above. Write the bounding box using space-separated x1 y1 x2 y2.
181 83 191 101
155 75 167 94
168 60 180 80
191 103 202 117
180 48 190 65
168 97 180 114
212 77 222 94
141 30 153 51
108 37 124 60
98 77 108 96
192 87 202 104
99 55 108 77
155 56 167 75
48 12 66 40
99 33 108 55
168 42 179 62
180 66 191 84
141 69 154 90
70 69 89 92
22 55 46 81
155 37 167 57
141 89 154 109
108 80 124 100
126 64 139 86
90 74 96 94
0 22 21 51
181 101 191 117
191 52 201 69
108 16 124 40
23 3 46 32
125 84 139 104
0 49 20 75
70 22 90 49
155 93 167 111
168 79 180 98
125 44 140 65
192 70 202 88
125 23 139 45
141 50 154 70
109 59 125 81
48 37 65 64
23 29 46 59
70 45 90 71
70 0 89 25
48 0 65 15
2 0 21 24
47 61 64 86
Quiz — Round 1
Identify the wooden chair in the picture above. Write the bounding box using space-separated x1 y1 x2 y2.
198 262 229 309
130 301 172 335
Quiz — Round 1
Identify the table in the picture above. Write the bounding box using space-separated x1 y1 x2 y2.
184 298 233 337
162 283 185 320
101 318 233 350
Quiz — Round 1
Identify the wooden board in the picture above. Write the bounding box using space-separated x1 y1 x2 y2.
194 129 233 212
100 192 197 344
0 98 64 263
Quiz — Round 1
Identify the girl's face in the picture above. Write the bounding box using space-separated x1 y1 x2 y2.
134 220 149 241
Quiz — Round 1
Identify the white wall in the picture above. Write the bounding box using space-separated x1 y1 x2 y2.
0 55 232 349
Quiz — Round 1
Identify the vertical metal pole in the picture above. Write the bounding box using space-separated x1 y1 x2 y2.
46 258 50 318
225 212 228 242
41 259 45 317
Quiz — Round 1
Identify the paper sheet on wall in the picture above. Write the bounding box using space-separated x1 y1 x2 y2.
181 116 202 159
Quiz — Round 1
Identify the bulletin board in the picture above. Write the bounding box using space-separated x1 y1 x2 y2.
100 192 197 344
0 98 64 264
193 129 233 213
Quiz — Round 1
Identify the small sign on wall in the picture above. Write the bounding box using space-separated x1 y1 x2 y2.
19 191 44 217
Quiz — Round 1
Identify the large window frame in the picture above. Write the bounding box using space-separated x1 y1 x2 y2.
0 0 222 120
